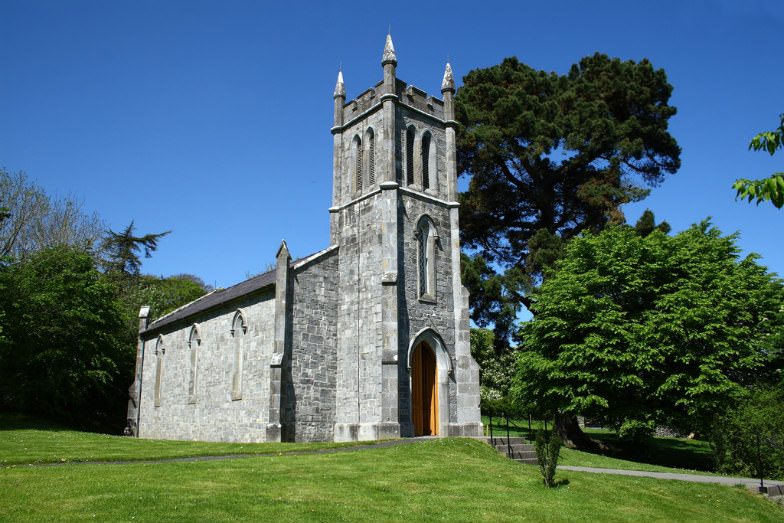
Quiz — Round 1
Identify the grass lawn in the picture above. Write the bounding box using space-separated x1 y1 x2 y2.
1 437 782 522
482 415 718 474
0 413 363 465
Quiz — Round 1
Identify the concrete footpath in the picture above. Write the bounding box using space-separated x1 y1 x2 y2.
558 465 784 497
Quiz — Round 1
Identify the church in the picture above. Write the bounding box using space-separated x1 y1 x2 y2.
126 36 482 443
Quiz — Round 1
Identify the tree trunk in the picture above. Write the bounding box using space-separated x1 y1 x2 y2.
554 414 600 451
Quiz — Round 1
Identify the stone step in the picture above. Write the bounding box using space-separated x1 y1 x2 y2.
476 436 530 446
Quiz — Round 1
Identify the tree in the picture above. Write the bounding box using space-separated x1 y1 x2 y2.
514 222 784 446
0 169 104 260
733 114 784 209
0 246 127 431
711 384 784 482
456 53 681 315
470 328 517 398
102 221 170 276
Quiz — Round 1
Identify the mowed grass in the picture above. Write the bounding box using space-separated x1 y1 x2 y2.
482 415 718 474
1 437 782 522
0 413 363 465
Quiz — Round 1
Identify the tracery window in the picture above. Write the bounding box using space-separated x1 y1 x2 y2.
154 336 165 407
421 132 431 190
353 135 363 193
406 126 415 186
366 128 375 187
187 325 201 404
231 310 247 400
417 217 437 300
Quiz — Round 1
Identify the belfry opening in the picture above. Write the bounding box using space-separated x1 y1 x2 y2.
411 341 439 436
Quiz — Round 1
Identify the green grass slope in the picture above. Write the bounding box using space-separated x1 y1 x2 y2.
0 413 359 465
1 422 782 522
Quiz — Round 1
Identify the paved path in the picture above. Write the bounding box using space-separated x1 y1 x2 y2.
559 465 784 495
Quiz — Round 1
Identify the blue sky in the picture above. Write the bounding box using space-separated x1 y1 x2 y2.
2 0 782 291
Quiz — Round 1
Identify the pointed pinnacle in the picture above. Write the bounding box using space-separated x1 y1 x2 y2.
334 69 345 98
382 33 397 65
441 62 455 92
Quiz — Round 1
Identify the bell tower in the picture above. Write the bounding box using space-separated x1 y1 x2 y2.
329 35 481 441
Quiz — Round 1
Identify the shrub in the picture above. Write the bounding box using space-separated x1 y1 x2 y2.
534 430 562 487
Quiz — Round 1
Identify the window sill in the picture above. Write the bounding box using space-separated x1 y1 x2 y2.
419 294 436 304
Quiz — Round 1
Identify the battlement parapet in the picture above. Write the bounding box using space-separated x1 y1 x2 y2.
342 77 445 125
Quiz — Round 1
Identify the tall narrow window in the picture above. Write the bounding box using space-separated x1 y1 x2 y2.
231 311 247 401
353 135 363 193
188 325 201 404
421 132 431 190
417 217 437 299
154 336 165 407
406 126 415 186
367 129 375 186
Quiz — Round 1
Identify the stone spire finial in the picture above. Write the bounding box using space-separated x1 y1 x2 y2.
334 69 345 98
441 62 455 93
382 33 397 65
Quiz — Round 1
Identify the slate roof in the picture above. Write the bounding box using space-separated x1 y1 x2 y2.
142 270 276 335
141 245 338 335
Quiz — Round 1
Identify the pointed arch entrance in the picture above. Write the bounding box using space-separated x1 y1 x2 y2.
408 329 452 437
411 341 438 436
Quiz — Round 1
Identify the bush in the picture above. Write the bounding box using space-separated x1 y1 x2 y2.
534 430 562 487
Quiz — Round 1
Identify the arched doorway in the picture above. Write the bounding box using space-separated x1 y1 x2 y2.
411 341 439 436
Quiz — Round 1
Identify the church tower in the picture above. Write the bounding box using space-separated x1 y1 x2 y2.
329 35 481 441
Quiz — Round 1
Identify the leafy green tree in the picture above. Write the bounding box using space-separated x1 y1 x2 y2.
711 384 784 482
733 114 784 209
470 328 518 399
515 222 784 446
0 246 127 431
102 221 170 276
456 53 681 314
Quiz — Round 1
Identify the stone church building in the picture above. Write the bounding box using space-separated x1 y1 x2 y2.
126 36 482 443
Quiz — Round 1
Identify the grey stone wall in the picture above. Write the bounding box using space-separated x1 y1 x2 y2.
398 194 457 421
287 249 339 442
334 193 387 440
138 291 275 442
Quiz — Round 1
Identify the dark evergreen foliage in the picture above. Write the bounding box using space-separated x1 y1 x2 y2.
456 53 680 313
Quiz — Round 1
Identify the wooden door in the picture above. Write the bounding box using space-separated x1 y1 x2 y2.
412 342 438 436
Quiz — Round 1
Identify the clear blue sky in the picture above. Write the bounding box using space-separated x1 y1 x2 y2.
2 0 782 290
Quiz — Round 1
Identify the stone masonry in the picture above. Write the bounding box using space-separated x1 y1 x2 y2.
126 35 482 443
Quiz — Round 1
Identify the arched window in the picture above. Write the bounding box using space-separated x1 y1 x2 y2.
417 217 437 299
365 128 375 187
153 336 165 407
353 135 363 193
406 126 415 186
187 325 201 404
421 132 431 190
231 310 247 400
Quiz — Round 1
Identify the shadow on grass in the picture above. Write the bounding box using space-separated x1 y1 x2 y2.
481 415 715 472
584 431 715 472
0 412 72 431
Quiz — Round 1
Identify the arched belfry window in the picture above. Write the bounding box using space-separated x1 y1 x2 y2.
421 132 431 190
417 216 438 300
154 335 165 407
406 126 416 186
353 135 363 193
187 324 201 404
231 310 247 400
365 128 375 187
